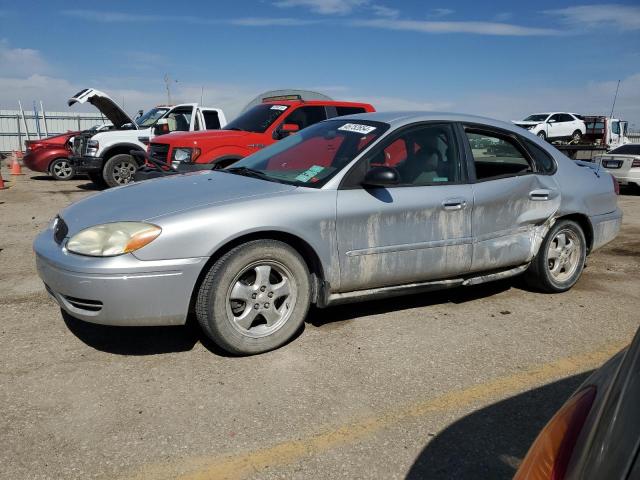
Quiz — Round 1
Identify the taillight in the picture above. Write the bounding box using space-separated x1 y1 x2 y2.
632 159 640 168
611 175 620 195
514 386 596 480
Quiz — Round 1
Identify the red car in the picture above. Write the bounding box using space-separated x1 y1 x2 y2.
23 131 78 180
144 99 375 172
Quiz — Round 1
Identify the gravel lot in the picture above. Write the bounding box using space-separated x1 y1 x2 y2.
1 167 639 480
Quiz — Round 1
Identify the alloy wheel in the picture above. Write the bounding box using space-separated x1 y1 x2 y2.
112 161 137 184
547 229 581 283
225 261 296 338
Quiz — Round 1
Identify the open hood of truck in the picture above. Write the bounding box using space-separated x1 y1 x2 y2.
68 88 137 130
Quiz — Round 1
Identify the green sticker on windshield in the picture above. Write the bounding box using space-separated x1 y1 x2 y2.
295 165 325 182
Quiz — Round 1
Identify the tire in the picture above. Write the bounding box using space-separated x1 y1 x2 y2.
571 130 582 143
196 240 311 355
525 220 587 293
211 156 242 169
103 154 138 187
87 171 108 188
49 158 75 180
537 131 547 141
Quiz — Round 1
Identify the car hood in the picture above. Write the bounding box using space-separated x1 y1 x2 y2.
513 121 540 127
153 129 252 146
68 88 136 129
59 171 296 234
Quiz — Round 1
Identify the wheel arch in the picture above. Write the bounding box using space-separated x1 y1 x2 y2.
102 144 146 164
188 230 326 313
556 213 594 254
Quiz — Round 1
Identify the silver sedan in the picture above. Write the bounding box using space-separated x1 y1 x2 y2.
34 112 622 354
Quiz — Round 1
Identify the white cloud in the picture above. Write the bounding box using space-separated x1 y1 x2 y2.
0 40 50 77
545 4 640 31
350 95 452 112
230 17 318 26
273 0 368 15
371 4 399 19
494 12 513 22
350 18 560 36
429 8 454 18
451 73 640 126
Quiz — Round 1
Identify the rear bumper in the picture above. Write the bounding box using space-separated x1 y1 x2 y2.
69 155 103 173
590 208 623 251
33 228 207 326
602 168 640 187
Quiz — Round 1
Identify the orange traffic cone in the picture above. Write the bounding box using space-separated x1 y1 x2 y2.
0 168 6 189
10 152 23 176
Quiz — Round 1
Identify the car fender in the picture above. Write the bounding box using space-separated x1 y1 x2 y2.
199 145 254 164
101 143 146 163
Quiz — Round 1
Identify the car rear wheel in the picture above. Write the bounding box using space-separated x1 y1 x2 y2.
525 220 586 293
196 240 311 355
103 154 138 187
571 130 582 142
49 158 75 180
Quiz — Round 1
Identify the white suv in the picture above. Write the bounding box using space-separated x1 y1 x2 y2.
513 112 586 142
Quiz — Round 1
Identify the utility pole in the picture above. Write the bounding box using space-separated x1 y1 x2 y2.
610 79 620 118
164 74 177 105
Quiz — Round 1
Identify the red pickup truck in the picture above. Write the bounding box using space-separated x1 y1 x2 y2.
143 99 375 172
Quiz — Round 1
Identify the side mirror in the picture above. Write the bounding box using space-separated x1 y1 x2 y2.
135 110 144 119
153 118 170 136
362 166 399 187
275 123 300 139
547 119 556 124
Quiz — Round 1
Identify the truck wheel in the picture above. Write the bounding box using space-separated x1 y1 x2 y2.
103 154 138 187
525 220 586 293
537 131 547 141
49 158 75 181
196 240 311 355
571 130 582 142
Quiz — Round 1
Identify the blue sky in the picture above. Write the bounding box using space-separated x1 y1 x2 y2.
1 1 639 126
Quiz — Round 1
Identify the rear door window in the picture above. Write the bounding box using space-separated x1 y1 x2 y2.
466 130 534 181
203 110 221 129
336 106 367 117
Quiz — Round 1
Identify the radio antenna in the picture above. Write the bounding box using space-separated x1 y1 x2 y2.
609 79 620 118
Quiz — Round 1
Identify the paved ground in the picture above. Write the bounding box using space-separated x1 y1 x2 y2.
1 166 639 480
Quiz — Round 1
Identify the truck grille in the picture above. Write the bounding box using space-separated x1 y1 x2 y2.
72 132 93 156
149 143 170 165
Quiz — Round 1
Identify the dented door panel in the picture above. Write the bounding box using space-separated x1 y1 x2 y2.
470 175 560 272
336 185 473 292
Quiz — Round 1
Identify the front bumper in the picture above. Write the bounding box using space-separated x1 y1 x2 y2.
34 228 207 326
69 155 103 173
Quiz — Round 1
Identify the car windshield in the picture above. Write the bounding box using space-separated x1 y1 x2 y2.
224 119 389 188
224 104 290 133
135 108 170 127
523 114 549 122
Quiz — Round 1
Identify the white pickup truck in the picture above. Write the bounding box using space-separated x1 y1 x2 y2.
68 88 226 187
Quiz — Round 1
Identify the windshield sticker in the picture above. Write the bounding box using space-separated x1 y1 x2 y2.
338 123 376 135
295 165 325 183
270 105 288 111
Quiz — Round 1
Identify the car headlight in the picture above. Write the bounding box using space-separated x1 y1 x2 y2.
172 147 201 163
86 139 99 156
66 222 161 256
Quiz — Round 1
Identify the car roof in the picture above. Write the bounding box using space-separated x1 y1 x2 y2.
262 100 373 108
335 111 526 132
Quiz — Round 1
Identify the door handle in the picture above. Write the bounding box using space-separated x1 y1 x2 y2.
442 198 467 210
529 189 552 201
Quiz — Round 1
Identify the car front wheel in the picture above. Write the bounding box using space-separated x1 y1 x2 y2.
537 131 547 141
571 130 582 142
525 220 586 293
103 154 138 187
196 240 311 355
